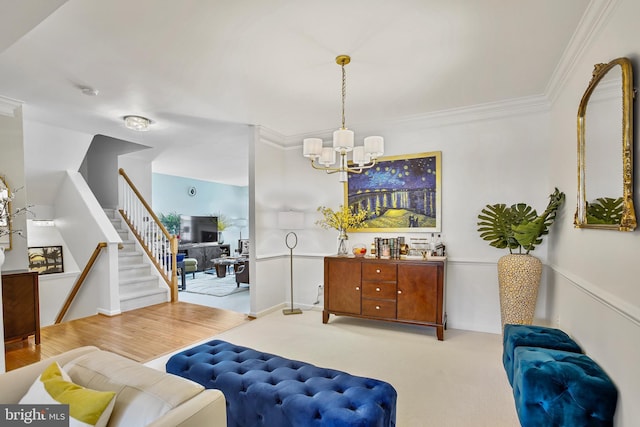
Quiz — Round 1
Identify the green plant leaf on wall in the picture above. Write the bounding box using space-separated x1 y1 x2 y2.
586 197 623 224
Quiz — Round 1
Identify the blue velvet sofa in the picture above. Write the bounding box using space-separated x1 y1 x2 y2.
503 324 618 427
166 340 397 427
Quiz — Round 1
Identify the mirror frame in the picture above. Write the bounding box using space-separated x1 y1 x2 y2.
575 57 637 231
0 176 12 250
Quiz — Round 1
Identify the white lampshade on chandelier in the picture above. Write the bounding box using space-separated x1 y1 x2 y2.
303 55 384 182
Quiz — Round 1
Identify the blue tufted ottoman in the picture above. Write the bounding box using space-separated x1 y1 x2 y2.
503 324 582 386
166 340 397 427
512 346 618 427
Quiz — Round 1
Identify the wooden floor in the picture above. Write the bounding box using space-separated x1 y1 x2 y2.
4 302 251 371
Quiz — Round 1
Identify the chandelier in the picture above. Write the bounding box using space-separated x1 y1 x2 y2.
303 55 384 182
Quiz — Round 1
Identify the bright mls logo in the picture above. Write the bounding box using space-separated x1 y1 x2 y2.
1 405 68 426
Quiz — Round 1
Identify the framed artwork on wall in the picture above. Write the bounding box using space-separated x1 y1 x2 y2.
344 151 442 232
28 245 64 275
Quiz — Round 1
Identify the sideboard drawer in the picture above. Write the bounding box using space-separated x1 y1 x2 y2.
362 263 397 281
362 299 396 318
362 282 397 299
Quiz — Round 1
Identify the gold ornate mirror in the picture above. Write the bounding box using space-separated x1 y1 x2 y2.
575 57 636 231
0 176 12 250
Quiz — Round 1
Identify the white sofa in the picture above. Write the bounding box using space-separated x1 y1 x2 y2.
0 346 227 427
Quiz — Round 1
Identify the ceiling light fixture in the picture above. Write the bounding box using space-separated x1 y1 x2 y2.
124 115 151 131
302 55 384 182
80 86 99 96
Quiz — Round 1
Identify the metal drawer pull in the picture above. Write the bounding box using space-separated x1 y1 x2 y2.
376 287 381 292
376 306 381 310
376 269 381 273
355 286 360 291
398 290 402 294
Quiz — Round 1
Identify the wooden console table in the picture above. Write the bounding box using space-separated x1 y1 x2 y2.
323 256 447 340
1 270 41 344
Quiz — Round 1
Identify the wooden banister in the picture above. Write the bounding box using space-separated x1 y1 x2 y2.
55 242 107 324
118 168 179 302
118 168 172 242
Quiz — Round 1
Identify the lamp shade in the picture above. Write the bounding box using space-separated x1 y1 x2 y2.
303 138 323 158
333 129 354 151
364 136 384 158
278 211 304 230
319 147 336 166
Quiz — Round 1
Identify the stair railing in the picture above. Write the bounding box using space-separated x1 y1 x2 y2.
55 242 107 324
118 168 179 302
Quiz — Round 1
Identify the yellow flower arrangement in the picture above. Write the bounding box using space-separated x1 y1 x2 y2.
316 205 369 231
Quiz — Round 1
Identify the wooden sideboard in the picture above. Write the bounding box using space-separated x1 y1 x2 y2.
323 256 447 340
1 270 40 344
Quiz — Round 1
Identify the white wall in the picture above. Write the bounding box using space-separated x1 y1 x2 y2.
119 155 152 203
273 107 551 333
151 173 249 249
0 102 28 271
251 127 289 315
547 0 640 425
22 119 93 213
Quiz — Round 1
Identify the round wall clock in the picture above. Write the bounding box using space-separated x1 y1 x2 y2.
188 186 197 197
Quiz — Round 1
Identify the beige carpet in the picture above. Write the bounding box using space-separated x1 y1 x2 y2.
147 309 520 426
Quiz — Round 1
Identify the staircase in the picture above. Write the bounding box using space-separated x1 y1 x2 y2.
104 209 169 311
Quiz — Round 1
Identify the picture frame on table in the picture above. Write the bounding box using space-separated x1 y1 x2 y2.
344 151 442 232
28 245 64 275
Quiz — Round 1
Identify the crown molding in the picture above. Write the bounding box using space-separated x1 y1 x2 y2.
0 96 22 117
257 125 287 149
545 0 620 104
270 1 617 150
282 94 550 148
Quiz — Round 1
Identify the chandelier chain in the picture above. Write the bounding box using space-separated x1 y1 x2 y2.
341 62 347 130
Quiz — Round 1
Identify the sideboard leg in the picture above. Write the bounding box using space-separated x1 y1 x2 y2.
322 311 330 324
436 325 444 341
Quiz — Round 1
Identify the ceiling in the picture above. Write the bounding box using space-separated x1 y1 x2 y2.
0 0 592 188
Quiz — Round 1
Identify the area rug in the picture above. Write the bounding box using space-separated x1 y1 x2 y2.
183 273 249 297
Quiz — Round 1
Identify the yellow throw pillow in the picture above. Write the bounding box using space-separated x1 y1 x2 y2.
19 362 116 427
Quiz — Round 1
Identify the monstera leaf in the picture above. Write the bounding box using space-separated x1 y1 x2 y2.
586 197 623 225
477 203 537 251
512 188 565 252
477 188 565 254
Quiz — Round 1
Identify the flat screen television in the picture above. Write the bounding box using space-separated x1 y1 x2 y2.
179 215 218 244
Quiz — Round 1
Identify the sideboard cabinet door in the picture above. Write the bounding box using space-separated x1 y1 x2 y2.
397 263 439 323
323 258 361 321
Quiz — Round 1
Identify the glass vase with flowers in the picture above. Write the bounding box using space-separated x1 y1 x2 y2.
316 205 369 256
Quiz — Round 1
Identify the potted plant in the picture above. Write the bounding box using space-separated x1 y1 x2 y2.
316 205 369 256
213 213 228 243
158 212 181 236
477 188 565 329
